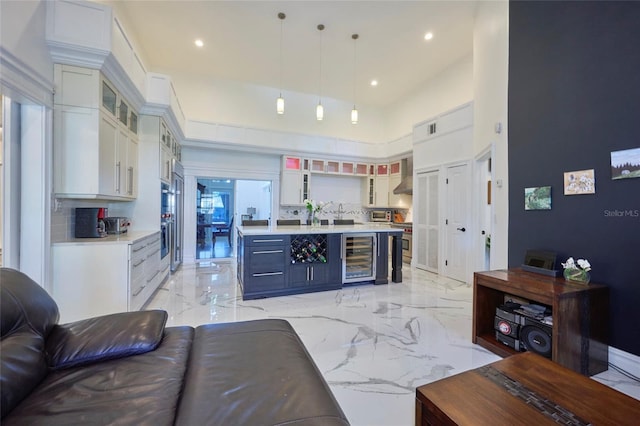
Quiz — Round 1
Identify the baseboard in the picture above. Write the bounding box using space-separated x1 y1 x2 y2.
609 346 640 377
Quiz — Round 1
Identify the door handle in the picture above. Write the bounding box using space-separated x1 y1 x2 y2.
457 227 466 232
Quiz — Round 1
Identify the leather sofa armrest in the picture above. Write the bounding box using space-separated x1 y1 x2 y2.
46 310 168 370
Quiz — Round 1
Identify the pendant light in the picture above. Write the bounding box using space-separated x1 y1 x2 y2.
276 12 286 115
351 34 359 124
316 24 325 121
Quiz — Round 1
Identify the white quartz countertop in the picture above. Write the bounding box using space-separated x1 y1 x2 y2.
52 230 160 246
237 223 403 236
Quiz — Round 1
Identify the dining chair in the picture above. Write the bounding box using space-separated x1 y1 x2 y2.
277 219 301 225
242 219 269 226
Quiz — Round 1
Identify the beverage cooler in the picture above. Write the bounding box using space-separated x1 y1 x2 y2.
342 233 376 283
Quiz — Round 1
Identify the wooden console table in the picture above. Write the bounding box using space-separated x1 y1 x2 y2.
473 269 608 376
415 352 640 426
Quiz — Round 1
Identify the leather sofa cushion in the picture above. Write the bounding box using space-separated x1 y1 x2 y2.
1 268 60 418
46 310 168 370
175 319 349 426
2 326 193 426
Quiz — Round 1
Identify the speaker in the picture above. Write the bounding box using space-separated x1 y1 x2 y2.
520 317 552 358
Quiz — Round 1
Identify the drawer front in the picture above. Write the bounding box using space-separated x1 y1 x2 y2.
247 246 287 270
244 235 289 247
245 270 286 291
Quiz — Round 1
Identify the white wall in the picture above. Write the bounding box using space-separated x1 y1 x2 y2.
167 72 388 144
384 55 474 142
0 0 53 85
236 180 271 221
473 1 509 270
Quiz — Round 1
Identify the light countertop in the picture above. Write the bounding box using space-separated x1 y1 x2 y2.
237 223 403 236
52 230 160 246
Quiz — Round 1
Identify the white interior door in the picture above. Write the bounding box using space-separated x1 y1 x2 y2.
415 170 439 272
445 164 470 282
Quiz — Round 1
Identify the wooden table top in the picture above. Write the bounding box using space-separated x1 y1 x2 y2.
416 352 640 425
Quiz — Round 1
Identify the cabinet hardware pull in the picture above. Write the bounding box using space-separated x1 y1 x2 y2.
253 250 283 254
128 167 134 195
252 272 284 277
132 285 145 296
133 259 145 267
310 266 314 281
148 248 161 258
116 161 121 193
133 245 147 252
253 239 283 243
146 269 160 283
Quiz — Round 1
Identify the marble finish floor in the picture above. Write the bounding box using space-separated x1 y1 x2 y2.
146 262 640 426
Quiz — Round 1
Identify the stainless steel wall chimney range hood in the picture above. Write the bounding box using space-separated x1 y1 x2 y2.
393 157 413 195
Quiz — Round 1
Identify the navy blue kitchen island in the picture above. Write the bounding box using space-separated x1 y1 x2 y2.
237 224 403 300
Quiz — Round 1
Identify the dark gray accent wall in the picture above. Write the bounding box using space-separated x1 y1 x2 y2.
508 1 640 356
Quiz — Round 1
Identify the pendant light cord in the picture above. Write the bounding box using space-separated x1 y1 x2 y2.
279 13 285 96
352 34 359 108
318 24 325 102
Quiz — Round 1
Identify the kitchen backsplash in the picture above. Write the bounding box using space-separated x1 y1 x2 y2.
51 199 111 242
279 203 410 224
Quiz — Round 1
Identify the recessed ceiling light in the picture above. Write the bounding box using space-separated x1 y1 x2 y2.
424 32 433 41
370 80 378 87
194 39 204 47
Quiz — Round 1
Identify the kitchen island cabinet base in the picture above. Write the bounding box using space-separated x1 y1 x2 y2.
237 226 402 300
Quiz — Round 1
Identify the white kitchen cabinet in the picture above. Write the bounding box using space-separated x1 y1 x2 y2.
326 160 340 174
52 232 163 323
281 170 310 205
310 159 326 173
375 175 390 207
355 163 369 176
363 164 391 207
340 162 355 175
160 146 172 183
53 64 138 200
280 156 310 205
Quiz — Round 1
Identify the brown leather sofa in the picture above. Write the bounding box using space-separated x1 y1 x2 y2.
0 268 349 425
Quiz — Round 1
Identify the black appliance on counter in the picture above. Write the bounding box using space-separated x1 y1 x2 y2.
75 207 108 238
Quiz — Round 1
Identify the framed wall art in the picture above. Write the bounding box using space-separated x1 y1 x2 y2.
563 169 595 195
611 147 640 180
524 186 552 210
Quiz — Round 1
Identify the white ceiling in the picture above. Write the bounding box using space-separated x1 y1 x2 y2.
110 1 479 109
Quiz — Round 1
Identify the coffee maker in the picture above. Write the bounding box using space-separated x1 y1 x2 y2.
75 207 108 238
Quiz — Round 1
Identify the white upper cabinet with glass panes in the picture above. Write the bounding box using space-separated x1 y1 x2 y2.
280 156 310 206
53 64 138 200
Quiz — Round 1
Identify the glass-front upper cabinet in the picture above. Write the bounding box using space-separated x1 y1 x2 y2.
118 99 128 126
283 156 302 171
355 163 369 176
101 80 117 116
129 111 138 135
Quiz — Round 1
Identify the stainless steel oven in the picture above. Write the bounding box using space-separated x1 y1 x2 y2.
391 223 412 264
402 230 412 264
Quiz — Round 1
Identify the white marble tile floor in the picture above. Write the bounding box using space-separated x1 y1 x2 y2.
145 262 640 426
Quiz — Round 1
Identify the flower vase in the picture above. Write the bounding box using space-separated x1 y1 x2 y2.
563 268 591 284
307 211 314 225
